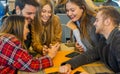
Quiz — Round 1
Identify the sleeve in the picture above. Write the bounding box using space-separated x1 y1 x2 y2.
2 36 53 72
63 48 99 69
113 34 120 73
61 39 102 69
51 15 62 44
73 29 87 51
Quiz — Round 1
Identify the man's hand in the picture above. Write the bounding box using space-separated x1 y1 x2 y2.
59 64 72 74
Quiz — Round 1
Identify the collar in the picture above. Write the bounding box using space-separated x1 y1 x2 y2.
106 27 118 44
75 21 80 28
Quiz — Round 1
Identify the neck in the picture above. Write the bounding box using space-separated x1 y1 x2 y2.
103 26 115 39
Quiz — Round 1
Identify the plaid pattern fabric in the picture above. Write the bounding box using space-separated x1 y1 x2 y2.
0 34 53 74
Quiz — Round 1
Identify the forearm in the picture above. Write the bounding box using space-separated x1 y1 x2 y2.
62 49 99 69
13 51 53 72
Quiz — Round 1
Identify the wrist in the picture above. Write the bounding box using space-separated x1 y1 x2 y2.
65 64 71 69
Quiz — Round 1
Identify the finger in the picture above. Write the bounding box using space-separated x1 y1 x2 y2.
54 43 60 48
59 66 66 73
43 45 48 49
78 48 84 52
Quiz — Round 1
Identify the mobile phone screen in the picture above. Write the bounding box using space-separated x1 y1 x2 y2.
48 72 59 74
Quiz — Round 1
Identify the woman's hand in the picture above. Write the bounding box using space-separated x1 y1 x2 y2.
75 42 84 52
59 64 72 74
43 45 49 55
48 42 60 59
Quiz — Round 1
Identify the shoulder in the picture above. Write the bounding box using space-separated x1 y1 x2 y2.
110 29 120 47
114 29 120 39
52 14 61 25
0 33 21 45
67 20 75 25
53 14 60 20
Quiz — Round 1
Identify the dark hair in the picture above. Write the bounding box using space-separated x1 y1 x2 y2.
15 0 39 10
0 15 25 44
98 6 120 26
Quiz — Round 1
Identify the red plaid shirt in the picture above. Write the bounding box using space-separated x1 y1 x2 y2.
0 34 53 74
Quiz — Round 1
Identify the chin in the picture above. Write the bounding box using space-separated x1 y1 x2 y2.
71 18 78 22
95 30 99 34
71 19 76 22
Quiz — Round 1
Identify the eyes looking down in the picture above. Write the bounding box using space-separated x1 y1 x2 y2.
94 11 107 34
41 4 52 23
65 2 84 22
16 4 37 24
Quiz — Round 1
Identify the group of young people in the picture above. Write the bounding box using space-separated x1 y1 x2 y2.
0 0 120 74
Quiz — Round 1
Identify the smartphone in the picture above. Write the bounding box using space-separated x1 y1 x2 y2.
74 71 81 74
65 52 80 58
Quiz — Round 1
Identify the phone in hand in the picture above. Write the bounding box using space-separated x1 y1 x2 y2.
74 71 81 74
48 72 59 74
65 52 80 58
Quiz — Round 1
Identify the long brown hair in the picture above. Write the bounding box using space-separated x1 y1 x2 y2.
32 0 54 46
0 15 26 48
66 0 96 45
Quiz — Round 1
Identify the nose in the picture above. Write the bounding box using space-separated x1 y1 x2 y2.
67 11 72 17
44 12 50 17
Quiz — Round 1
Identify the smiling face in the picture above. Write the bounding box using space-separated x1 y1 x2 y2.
16 4 36 24
66 2 83 22
94 11 105 34
41 4 52 23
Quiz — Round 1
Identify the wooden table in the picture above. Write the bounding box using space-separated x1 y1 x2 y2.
44 49 114 74
18 44 114 74
44 49 86 74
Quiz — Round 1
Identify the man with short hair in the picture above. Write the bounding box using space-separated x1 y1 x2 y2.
15 0 39 23
2 0 39 48
59 6 120 74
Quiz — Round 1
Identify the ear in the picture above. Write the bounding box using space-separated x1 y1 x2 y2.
81 5 86 10
104 18 111 26
15 6 21 15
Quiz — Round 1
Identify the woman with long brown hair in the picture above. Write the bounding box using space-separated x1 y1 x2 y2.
65 0 100 52
0 15 59 74
31 0 62 55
